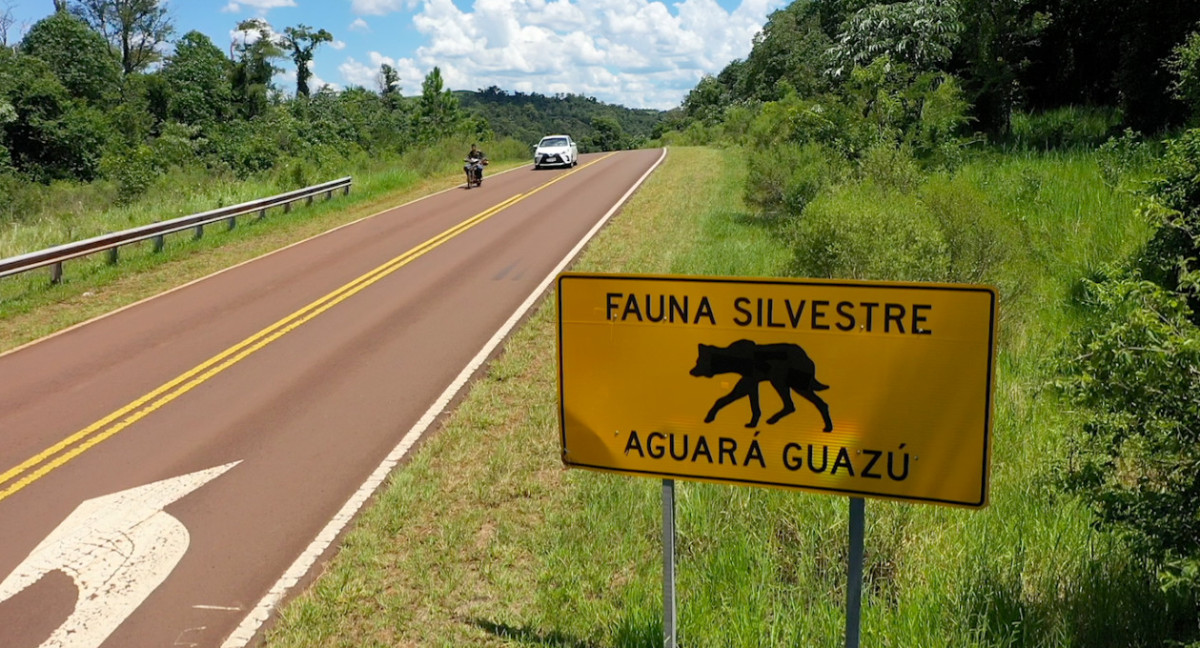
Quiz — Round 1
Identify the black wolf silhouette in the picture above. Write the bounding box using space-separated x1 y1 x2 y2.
689 339 833 431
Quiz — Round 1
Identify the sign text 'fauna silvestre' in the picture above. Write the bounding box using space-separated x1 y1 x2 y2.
557 273 997 508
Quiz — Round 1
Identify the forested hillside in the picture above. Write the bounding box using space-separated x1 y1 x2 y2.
671 0 1200 139
458 87 666 152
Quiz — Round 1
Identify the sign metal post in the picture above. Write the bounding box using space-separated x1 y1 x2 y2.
845 497 865 648
663 479 677 648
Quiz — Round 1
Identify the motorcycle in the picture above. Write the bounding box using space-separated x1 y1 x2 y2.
464 157 488 188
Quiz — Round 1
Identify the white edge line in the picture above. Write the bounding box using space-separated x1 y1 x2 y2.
219 147 667 648
0 165 526 361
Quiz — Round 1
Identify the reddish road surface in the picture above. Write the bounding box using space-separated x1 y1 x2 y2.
0 149 665 648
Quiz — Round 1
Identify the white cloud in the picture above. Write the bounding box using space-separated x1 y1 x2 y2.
317 0 786 108
228 20 281 48
310 73 340 92
390 0 782 109
339 54 425 94
222 0 297 12
331 40 348 50
351 0 419 16
340 58 378 88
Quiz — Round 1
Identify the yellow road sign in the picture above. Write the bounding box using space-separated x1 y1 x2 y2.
557 273 997 508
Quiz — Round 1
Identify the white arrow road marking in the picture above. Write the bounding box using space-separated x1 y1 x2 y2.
0 461 240 648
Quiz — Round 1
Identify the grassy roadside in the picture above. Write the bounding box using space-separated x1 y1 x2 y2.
0 150 527 353
261 145 1187 647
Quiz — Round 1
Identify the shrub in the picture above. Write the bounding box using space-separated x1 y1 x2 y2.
744 141 848 217
100 144 159 205
920 173 1010 285
1096 128 1150 189
857 142 920 192
787 182 951 281
718 105 757 145
1141 127 1200 321
1057 271 1200 587
660 121 718 146
840 58 972 160
151 122 203 170
747 90 869 158
0 172 44 224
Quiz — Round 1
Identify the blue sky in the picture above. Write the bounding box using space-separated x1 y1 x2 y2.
4 0 788 110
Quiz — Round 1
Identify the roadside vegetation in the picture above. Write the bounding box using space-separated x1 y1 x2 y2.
260 142 1190 647
0 139 530 350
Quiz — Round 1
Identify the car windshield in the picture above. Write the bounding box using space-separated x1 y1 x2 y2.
539 137 569 148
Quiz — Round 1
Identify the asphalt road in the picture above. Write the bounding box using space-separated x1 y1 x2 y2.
0 148 666 648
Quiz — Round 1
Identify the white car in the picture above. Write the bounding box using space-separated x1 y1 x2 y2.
533 135 578 169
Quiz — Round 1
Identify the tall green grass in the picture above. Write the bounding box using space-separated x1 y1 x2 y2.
0 138 528 260
1007 106 1125 151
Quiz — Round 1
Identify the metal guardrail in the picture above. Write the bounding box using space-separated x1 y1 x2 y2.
0 176 353 284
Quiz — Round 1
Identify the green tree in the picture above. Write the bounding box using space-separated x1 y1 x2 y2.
1141 128 1200 320
20 10 121 105
589 115 625 151
738 1 832 102
0 51 108 180
277 24 333 98
829 0 962 76
413 66 462 141
0 48 17 172
378 63 399 97
162 31 231 127
952 0 1045 134
681 75 729 126
230 18 282 119
69 0 174 75
378 63 404 113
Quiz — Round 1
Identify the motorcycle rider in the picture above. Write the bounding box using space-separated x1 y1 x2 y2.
464 143 488 185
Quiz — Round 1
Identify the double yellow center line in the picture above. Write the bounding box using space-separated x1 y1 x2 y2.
0 157 610 503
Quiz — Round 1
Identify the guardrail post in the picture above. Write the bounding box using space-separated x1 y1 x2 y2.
343 185 350 196
257 208 267 221
153 235 165 253
227 216 236 231
305 195 314 207
50 262 63 285
107 247 119 265
325 190 333 201
284 202 292 214
194 224 204 241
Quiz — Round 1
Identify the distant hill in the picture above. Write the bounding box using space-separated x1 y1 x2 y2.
456 87 668 152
